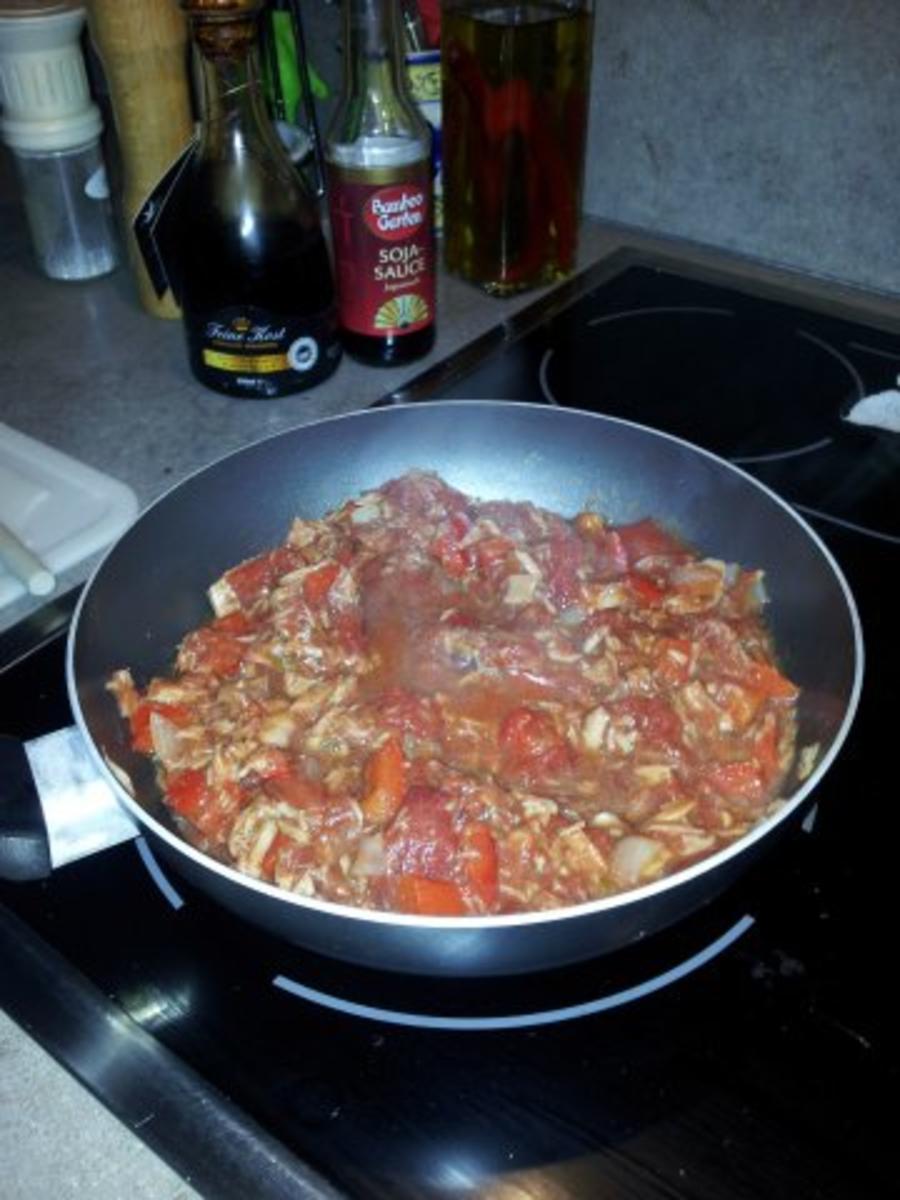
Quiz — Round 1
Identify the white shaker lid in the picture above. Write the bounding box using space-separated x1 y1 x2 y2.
0 2 102 151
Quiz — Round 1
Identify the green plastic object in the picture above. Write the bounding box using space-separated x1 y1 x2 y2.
271 9 328 125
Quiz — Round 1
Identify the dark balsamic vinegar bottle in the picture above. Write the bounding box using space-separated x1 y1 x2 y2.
179 0 341 398
325 0 436 366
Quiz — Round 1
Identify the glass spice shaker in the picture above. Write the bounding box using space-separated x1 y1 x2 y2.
0 1 118 282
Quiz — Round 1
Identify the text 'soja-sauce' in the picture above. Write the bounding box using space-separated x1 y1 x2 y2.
325 0 436 367
327 139 435 365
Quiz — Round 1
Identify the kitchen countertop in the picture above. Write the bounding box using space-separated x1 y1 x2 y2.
3 183 900 1196
5 192 900 639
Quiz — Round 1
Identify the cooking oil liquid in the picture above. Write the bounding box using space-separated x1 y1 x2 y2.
442 2 592 294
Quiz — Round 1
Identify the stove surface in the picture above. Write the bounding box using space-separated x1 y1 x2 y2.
2 250 897 1199
387 250 900 544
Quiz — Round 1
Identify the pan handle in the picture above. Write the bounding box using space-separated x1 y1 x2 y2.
0 728 139 882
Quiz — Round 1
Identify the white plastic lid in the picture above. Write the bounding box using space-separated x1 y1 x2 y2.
2 103 100 150
0 2 102 150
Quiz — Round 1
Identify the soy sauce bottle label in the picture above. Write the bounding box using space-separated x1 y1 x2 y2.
187 306 341 398
328 162 435 340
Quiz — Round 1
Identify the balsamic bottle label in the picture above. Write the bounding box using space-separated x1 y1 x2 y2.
187 306 341 398
327 161 435 340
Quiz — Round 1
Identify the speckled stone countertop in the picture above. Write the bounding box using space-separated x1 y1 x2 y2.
4 187 900 1196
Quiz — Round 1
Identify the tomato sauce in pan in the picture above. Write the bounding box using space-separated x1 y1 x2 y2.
108 471 800 916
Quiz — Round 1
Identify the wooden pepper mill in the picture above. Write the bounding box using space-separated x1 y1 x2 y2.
86 0 194 318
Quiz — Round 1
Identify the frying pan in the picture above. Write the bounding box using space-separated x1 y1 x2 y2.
2 403 863 975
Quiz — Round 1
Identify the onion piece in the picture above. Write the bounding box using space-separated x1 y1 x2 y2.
259 711 296 748
352 833 386 877
149 712 189 769
208 576 240 617
610 835 668 887
504 573 538 605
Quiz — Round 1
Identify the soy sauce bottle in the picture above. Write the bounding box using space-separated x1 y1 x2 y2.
325 0 436 366
179 0 341 398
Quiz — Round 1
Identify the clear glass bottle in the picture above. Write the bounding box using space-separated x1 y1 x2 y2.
179 0 341 398
441 0 594 296
325 0 436 366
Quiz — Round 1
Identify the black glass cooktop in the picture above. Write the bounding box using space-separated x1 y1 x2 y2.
2 250 898 1199
385 250 900 544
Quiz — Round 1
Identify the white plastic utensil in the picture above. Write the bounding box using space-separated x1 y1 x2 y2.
0 519 56 595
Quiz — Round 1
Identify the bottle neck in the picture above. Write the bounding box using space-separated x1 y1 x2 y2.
194 33 269 134
328 0 428 164
340 0 409 106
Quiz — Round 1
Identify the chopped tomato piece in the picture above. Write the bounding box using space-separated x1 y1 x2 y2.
627 571 665 606
753 717 781 784
266 771 326 808
617 518 688 566
461 823 499 908
165 771 240 843
129 701 192 754
613 697 682 747
472 535 515 574
743 660 799 701
179 624 248 676
384 786 458 879
333 609 365 655
224 554 275 606
224 546 302 607
391 874 467 916
362 737 406 824
430 532 472 578
499 706 573 776
703 760 765 802
448 513 470 541
166 767 207 816
302 561 340 604
213 611 255 636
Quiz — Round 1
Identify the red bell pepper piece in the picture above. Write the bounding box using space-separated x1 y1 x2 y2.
461 822 499 908
362 737 407 825
392 874 467 916
302 561 340 605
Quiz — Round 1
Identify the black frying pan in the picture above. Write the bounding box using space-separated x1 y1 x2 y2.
30 403 865 974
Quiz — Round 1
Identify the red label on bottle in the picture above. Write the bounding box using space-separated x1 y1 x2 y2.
328 163 435 339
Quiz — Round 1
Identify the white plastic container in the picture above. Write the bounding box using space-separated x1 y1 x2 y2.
0 1 117 280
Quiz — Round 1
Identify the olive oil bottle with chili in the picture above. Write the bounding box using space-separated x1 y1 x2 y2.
442 0 594 295
325 0 436 366
179 0 341 398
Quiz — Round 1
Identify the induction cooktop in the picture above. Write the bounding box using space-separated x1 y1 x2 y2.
1 248 897 1199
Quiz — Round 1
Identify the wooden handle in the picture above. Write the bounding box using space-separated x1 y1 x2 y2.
87 0 195 318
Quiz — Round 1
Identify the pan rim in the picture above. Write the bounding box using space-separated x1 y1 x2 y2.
66 400 866 932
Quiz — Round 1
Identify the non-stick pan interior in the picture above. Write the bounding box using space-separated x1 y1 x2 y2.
71 403 860 832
